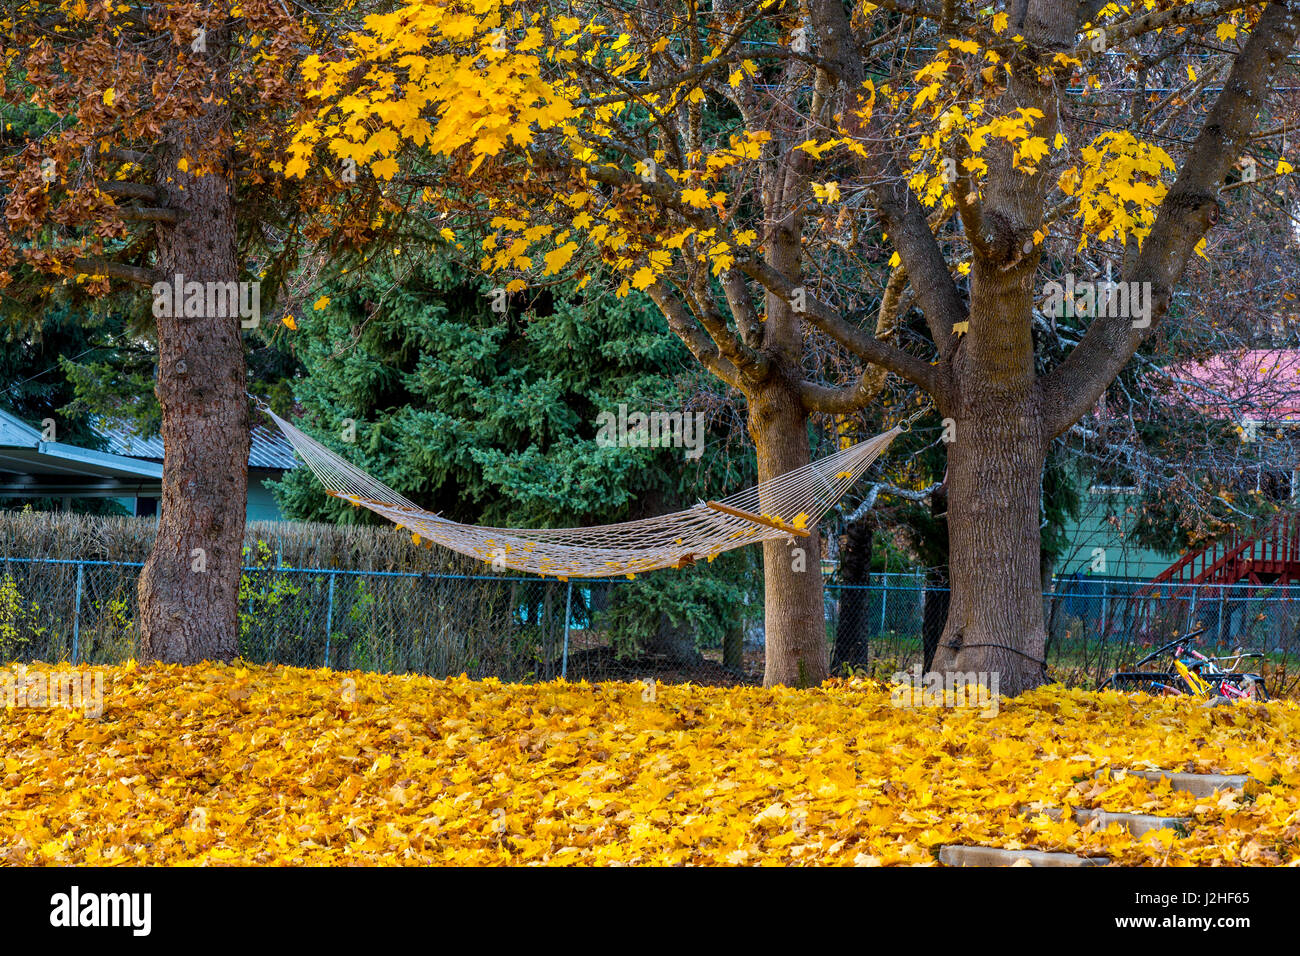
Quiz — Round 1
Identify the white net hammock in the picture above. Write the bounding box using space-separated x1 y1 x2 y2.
260 405 907 579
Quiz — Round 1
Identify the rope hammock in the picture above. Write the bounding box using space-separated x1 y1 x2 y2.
258 402 918 580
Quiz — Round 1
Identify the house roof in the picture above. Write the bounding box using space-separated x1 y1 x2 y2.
0 408 163 498
1162 349 1300 422
0 408 40 447
0 407 297 499
96 419 298 470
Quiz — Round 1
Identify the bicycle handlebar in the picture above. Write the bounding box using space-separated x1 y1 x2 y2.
1135 626 1208 667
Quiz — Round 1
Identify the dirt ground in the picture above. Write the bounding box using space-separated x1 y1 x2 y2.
557 644 764 686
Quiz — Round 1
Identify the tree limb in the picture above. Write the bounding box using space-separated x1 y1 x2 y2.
799 265 914 413
1073 0 1261 60
114 206 180 223
737 257 945 398
646 279 748 392
809 0 966 357
1041 0 1300 439
97 182 160 201
73 258 160 286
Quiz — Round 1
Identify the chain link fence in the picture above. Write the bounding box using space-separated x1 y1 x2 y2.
0 556 760 684
822 573 1300 698
2 557 1298 695
1044 576 1300 697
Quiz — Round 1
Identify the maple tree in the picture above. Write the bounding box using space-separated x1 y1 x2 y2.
284 0 1300 691
0 2 371 662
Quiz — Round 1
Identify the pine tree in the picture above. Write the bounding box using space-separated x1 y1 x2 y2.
274 253 760 664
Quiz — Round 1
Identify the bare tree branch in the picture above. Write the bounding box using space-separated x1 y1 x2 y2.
1042 0 1300 438
810 0 967 357
737 257 945 398
646 279 748 392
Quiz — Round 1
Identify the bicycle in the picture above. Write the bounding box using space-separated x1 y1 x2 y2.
1099 626 1271 701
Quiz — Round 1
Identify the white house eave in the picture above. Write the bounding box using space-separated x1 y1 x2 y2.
35 441 165 479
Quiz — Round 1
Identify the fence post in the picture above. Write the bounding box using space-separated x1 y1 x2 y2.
324 572 336 668
1219 584 1228 644
562 580 572 680
71 561 84 665
1099 581 1108 645
879 577 888 635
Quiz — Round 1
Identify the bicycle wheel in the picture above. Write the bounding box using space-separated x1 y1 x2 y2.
1105 673 1187 695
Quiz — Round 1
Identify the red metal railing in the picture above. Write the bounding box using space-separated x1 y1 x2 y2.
1150 512 1300 589
1121 512 1300 643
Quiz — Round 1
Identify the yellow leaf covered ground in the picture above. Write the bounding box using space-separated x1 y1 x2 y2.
2 662 1298 866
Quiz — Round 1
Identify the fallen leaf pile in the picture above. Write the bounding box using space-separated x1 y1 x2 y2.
2 662 1298 865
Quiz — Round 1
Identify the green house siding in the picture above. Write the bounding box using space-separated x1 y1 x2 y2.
247 473 287 522
1055 488 1177 580
3 409 295 520
116 473 287 522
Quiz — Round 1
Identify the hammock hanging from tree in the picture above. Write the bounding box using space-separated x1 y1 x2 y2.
258 402 916 579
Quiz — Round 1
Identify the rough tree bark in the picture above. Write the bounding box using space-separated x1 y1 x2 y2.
137 35 249 663
751 380 826 687
832 511 873 672
928 380 1050 693
921 482 949 673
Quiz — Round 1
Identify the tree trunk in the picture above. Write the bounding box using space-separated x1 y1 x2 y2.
1039 549 1057 661
647 613 703 665
921 482 949 672
832 514 872 673
749 382 827 687
722 623 743 671
137 43 248 664
929 395 1048 694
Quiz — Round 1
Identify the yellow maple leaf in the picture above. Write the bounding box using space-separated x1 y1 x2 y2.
544 242 578 275
811 181 840 203
681 187 710 208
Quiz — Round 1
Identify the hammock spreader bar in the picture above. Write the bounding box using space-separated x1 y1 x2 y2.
704 501 812 537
